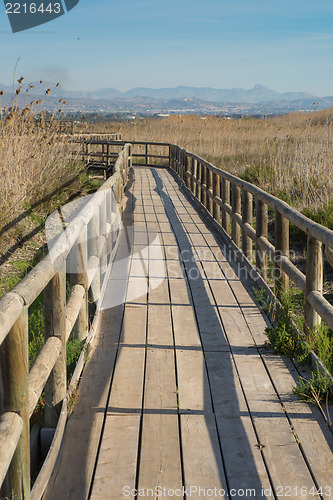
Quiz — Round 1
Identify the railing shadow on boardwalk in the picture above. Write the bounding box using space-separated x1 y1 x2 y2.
42 164 333 500
152 169 266 496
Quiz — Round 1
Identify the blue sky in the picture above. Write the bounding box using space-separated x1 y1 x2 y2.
0 0 333 95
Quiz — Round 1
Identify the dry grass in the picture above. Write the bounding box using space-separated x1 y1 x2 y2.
0 84 80 229
85 110 333 213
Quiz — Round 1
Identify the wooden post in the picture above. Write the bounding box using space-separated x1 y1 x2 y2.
197 162 202 203
70 229 89 341
88 212 100 303
207 169 214 215
275 211 289 300
242 190 253 261
178 150 182 178
181 151 185 181
44 262 66 428
100 193 107 276
185 156 191 189
145 144 148 166
86 141 89 163
107 143 110 177
106 189 113 262
201 165 207 208
256 199 268 280
231 184 241 247
221 178 230 235
102 142 106 180
176 148 179 175
213 173 221 223
3 308 30 500
128 143 132 171
192 158 197 197
304 236 323 333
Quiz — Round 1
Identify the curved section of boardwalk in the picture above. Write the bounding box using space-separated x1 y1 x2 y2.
44 167 333 500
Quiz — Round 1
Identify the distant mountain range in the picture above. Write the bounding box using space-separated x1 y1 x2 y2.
75 84 316 104
0 82 332 115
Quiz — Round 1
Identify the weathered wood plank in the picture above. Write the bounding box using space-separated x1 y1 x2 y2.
43 304 123 500
90 415 141 500
144 348 177 411
258 352 333 499
176 349 212 413
206 351 271 494
180 414 228 499
148 304 173 346
138 414 183 496
233 353 319 497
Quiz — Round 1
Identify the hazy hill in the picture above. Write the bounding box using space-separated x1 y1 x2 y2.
0 81 316 104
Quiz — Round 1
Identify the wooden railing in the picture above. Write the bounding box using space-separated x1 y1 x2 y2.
2 138 333 498
168 144 333 338
81 139 170 177
0 144 131 500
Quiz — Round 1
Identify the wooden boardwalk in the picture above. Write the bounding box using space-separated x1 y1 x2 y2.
44 166 333 500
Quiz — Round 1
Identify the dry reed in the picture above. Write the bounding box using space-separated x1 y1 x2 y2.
0 84 80 228
87 110 333 212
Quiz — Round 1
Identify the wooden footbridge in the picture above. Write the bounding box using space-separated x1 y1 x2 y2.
1 141 333 500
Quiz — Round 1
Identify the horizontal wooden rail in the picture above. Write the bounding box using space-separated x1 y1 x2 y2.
0 143 132 499
0 413 23 488
79 140 170 176
2 137 333 497
168 143 333 343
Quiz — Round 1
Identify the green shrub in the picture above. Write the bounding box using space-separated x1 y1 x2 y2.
67 337 85 380
264 291 301 356
293 368 332 404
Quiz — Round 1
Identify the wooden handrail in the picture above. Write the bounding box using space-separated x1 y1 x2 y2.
0 143 132 499
2 138 333 498
168 143 333 341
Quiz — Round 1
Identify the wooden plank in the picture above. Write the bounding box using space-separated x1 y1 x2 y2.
125 277 148 305
228 279 271 346
107 346 145 414
169 277 192 305
148 259 166 279
233 353 320 497
258 352 333 499
166 259 185 278
206 351 271 493
200 260 226 280
162 232 178 245
189 233 207 247
180 414 228 499
91 309 147 498
164 245 181 261
176 349 212 413
43 306 123 500
171 305 202 348
120 304 147 345
144 348 178 411
209 279 256 349
90 415 141 500
138 335 182 495
195 305 229 351
148 278 169 304
148 304 173 346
